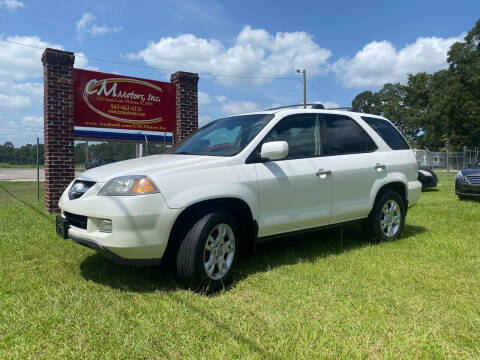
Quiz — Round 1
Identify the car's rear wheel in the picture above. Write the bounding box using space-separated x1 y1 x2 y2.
176 211 238 291
364 190 406 242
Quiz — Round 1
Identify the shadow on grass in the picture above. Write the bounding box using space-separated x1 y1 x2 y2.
80 223 426 293
422 188 439 193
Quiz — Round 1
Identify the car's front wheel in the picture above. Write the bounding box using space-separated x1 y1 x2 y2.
364 190 406 242
176 211 238 291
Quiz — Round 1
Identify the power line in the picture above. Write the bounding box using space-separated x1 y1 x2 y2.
0 38 298 80
306 78 337 104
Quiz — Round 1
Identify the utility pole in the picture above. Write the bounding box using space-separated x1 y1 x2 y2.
296 69 306 108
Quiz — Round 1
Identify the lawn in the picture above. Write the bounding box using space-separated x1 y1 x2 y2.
0 175 479 359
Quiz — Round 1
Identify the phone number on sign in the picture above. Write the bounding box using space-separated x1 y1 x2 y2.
110 104 143 112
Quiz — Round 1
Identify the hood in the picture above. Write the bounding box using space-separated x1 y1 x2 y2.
77 154 230 183
460 167 480 175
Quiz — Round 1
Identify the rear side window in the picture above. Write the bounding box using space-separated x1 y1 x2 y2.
361 116 410 150
323 114 377 156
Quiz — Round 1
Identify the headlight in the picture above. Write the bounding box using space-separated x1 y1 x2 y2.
456 171 466 181
98 176 159 196
418 170 432 177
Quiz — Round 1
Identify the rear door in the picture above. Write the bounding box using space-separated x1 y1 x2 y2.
321 114 382 223
255 114 333 237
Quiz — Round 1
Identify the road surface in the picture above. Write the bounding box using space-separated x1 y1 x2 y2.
0 169 82 181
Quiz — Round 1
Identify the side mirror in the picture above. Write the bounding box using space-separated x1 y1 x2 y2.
260 141 289 161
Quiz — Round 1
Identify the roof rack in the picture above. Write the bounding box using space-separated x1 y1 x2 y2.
267 103 325 111
327 107 361 112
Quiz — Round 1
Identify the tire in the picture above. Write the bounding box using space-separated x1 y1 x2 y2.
176 211 238 292
364 190 406 242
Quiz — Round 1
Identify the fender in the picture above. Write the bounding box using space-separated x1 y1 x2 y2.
369 171 408 210
163 183 259 221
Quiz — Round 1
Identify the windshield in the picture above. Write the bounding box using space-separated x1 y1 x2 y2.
169 114 273 156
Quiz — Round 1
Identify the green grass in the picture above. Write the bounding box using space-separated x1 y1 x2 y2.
1 175 479 359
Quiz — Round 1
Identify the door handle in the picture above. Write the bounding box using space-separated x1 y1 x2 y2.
375 163 386 172
316 169 332 177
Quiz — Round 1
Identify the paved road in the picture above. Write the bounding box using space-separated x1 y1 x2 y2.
0 169 82 181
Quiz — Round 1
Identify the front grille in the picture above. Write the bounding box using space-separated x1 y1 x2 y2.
69 180 96 200
466 174 480 185
64 212 87 229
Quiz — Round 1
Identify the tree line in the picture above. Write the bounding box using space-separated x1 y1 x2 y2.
352 19 480 151
0 141 166 167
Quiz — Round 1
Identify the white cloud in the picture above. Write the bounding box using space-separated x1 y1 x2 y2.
215 95 226 103
312 101 339 109
0 93 31 109
221 100 264 115
198 91 212 105
130 25 331 85
323 101 340 109
76 13 122 41
332 34 464 88
0 80 43 97
0 35 96 80
21 116 43 127
0 0 24 11
75 52 99 71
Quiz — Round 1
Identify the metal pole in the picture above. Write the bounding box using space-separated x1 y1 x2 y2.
302 69 306 109
85 140 89 170
144 133 148 156
36 137 39 202
163 131 166 153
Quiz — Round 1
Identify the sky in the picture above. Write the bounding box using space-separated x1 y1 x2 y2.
0 0 479 143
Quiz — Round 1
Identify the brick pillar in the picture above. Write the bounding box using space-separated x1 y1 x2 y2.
42 48 75 213
170 71 199 143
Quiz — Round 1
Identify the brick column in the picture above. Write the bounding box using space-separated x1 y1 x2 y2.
42 48 75 213
170 71 199 143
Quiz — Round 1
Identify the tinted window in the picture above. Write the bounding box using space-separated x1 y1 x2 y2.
361 116 410 150
323 114 377 155
264 114 320 159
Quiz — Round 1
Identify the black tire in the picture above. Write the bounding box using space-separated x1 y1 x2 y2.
364 190 406 242
176 211 238 292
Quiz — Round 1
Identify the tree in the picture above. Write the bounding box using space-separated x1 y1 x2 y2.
351 91 380 114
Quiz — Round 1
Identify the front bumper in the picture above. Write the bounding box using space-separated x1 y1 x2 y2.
455 181 480 197
57 182 182 264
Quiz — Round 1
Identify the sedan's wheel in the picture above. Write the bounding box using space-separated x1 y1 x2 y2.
364 190 406 242
176 212 238 291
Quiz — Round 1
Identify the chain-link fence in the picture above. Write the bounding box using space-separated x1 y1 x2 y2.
415 149 480 172
0 134 170 205
74 140 169 171
0 134 45 204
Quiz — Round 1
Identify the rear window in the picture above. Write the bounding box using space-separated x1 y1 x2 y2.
361 116 410 150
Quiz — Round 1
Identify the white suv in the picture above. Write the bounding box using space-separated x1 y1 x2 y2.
57 107 421 290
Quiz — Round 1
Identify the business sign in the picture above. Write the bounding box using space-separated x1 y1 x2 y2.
74 69 176 132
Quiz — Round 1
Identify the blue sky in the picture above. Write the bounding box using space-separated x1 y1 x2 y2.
0 0 479 142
